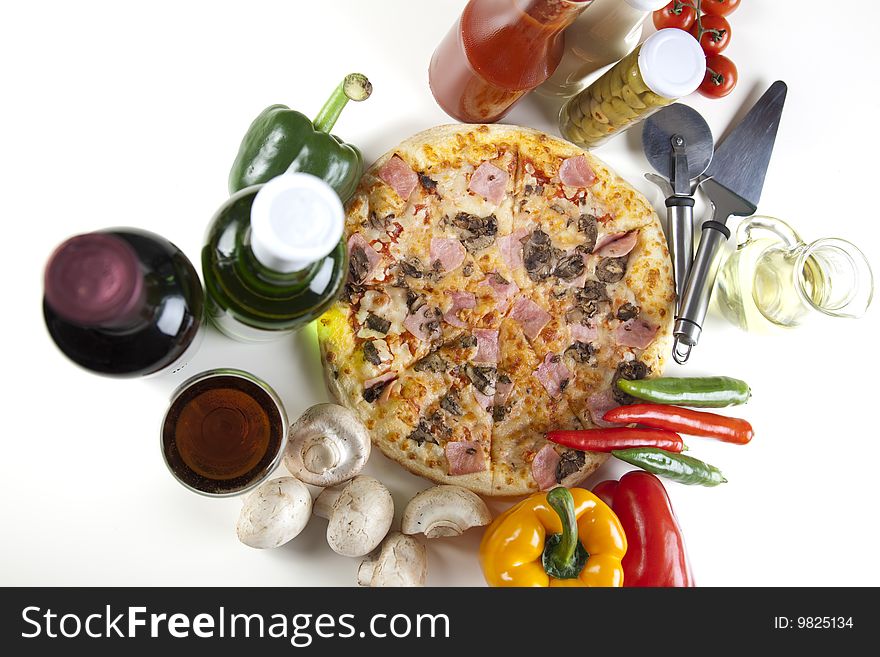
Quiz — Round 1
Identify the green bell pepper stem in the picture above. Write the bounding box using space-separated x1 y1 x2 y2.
313 73 373 134
541 487 590 580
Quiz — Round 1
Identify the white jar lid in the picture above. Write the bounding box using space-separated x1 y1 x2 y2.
250 173 345 273
638 28 707 100
625 0 672 11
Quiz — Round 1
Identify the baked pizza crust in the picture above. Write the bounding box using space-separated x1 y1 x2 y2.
319 124 674 497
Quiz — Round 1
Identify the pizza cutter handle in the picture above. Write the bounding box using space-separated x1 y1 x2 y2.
666 196 694 313
672 221 730 364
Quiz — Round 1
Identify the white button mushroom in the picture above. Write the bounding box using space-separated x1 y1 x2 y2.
357 532 427 587
401 485 491 539
313 475 393 557
284 403 371 487
236 477 313 549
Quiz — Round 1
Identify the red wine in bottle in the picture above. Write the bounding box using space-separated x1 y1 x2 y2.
43 228 205 377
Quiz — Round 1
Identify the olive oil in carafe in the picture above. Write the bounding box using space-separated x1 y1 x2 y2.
716 216 873 332
715 238 777 332
202 174 347 343
752 248 827 327
715 241 828 331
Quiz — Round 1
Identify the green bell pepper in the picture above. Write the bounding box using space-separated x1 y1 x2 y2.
228 73 372 200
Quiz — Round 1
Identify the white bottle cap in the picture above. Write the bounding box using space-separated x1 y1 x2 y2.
638 28 706 100
624 0 671 11
249 172 345 273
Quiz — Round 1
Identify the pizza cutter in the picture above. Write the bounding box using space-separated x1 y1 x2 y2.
642 104 714 312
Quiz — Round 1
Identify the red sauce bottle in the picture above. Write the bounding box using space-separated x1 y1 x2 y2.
429 0 593 123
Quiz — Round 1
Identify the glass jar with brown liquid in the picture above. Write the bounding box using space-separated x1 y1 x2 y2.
161 369 287 496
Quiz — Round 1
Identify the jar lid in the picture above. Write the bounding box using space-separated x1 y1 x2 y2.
638 28 707 100
249 173 345 273
44 232 144 326
624 0 672 11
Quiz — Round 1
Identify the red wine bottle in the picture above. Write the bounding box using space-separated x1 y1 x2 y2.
43 229 205 377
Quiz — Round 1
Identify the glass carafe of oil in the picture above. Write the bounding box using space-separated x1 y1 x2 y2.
715 216 873 332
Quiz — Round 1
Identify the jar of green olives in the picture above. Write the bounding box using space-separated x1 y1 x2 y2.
559 28 706 148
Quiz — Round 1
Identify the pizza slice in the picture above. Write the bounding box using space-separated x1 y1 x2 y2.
515 130 657 237
561 220 674 426
403 124 519 231
318 278 436 405
559 223 675 427
344 147 442 290
356 332 495 495
343 140 517 299
501 245 670 431
485 130 657 293
490 316 603 496
385 144 519 291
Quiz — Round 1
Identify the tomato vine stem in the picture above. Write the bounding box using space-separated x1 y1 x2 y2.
675 0 705 39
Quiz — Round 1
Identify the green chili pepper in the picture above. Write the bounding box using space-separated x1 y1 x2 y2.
617 376 751 408
611 448 728 487
541 487 590 579
228 73 372 200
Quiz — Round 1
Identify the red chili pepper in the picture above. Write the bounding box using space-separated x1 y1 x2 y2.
546 427 684 453
603 403 754 445
594 471 694 587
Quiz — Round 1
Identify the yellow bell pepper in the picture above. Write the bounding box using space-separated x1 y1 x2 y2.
479 487 627 587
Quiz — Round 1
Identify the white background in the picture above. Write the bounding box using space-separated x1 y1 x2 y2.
2 0 878 587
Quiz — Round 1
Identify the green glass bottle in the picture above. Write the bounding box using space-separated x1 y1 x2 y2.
202 173 348 342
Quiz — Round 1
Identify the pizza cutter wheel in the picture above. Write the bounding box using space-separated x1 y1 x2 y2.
642 104 714 312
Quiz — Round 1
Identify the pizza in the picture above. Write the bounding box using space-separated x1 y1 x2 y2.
317 124 674 496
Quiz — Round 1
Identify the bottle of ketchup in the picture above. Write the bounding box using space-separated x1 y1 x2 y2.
429 0 594 123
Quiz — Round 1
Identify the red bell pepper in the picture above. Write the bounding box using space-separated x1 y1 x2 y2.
593 471 694 587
